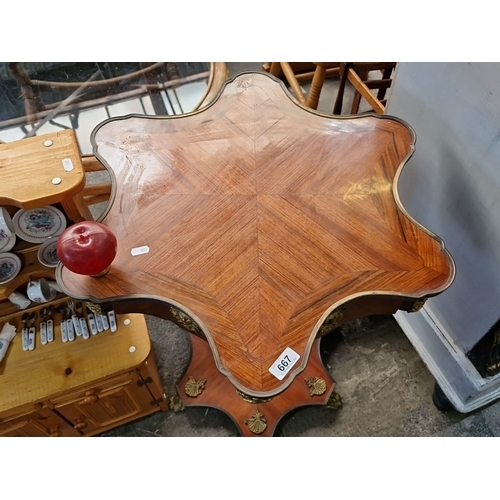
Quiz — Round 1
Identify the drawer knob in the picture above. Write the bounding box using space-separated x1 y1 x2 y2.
83 390 99 405
49 425 62 437
74 417 88 430
83 394 99 405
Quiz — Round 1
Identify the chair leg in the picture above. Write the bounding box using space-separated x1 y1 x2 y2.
280 62 307 105
333 63 351 114
305 65 326 110
268 62 282 77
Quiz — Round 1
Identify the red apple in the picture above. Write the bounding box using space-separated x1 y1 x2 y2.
57 221 117 276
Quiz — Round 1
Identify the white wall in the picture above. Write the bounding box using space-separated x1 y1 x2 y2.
387 62 500 353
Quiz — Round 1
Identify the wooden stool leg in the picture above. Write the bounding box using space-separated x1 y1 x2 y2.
306 65 326 110
269 62 282 77
61 192 94 223
280 62 307 105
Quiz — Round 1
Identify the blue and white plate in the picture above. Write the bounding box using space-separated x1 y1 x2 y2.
0 234 16 253
13 206 66 244
37 237 60 267
0 252 21 284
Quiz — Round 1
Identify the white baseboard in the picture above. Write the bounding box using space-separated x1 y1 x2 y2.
394 308 500 413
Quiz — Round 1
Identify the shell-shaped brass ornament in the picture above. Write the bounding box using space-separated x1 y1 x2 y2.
169 394 185 412
244 411 267 435
306 377 327 396
184 376 206 397
409 298 427 313
326 392 343 410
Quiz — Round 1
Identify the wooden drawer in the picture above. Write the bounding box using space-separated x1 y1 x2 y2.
50 372 158 435
0 407 79 437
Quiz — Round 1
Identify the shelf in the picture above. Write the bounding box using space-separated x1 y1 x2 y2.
0 293 66 324
0 243 57 300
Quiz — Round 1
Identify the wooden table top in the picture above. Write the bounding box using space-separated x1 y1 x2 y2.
57 72 455 397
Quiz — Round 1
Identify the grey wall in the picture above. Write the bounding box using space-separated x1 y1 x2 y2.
387 62 500 352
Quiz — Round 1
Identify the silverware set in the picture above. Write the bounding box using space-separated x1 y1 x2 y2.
20 301 117 351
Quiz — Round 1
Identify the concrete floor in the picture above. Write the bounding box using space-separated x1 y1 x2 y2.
103 314 467 437
101 63 499 437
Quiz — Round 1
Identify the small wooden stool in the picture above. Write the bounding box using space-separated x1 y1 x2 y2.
263 62 340 110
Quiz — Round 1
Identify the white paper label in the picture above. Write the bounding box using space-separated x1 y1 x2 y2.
62 158 74 171
268 347 300 380
131 245 150 256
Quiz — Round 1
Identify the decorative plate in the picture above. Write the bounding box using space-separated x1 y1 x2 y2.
12 206 67 243
0 234 16 253
37 237 60 267
0 252 21 284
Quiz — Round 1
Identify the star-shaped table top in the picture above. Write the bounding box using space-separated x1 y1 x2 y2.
58 73 454 397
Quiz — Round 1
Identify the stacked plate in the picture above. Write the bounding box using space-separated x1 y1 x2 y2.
12 206 67 244
0 206 67 284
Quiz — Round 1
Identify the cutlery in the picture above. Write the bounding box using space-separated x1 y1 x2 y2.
107 308 117 333
67 299 82 337
57 305 68 343
28 312 37 351
76 302 90 340
40 307 48 345
95 310 104 333
46 305 54 343
21 312 29 351
65 306 75 342
101 312 109 331
85 305 98 335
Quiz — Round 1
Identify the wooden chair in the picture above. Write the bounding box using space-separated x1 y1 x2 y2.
333 62 397 115
263 62 340 110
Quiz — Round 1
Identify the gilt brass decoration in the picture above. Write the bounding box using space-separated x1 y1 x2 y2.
244 411 267 435
184 376 206 397
409 299 427 313
170 307 201 334
237 389 273 404
305 377 327 396
169 394 185 412
326 392 343 410
487 331 500 377
319 307 345 335
85 301 103 315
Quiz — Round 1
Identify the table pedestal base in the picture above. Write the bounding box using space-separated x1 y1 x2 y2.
176 334 340 437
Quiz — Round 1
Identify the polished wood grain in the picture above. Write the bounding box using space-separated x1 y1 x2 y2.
0 130 86 210
57 72 455 398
